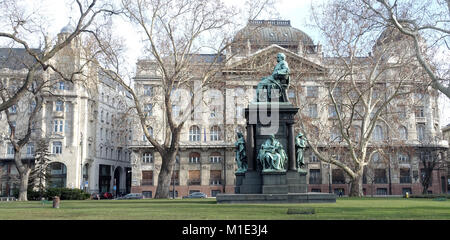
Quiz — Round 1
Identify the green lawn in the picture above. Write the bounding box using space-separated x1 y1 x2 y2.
0 197 449 220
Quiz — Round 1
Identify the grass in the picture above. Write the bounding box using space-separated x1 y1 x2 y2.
0 197 449 220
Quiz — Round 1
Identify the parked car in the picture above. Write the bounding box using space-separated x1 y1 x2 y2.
183 192 207 199
115 193 143 200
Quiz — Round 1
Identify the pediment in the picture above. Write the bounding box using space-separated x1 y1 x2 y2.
224 44 326 75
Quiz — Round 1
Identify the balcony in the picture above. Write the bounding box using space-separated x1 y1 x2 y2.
400 176 412 184
188 179 201 186
141 179 153 186
309 177 322 184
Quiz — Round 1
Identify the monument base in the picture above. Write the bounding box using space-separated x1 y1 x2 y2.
216 192 336 204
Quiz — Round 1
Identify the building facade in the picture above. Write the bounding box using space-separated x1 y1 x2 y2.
130 20 449 197
0 24 132 197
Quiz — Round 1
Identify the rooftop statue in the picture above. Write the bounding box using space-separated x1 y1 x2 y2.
256 53 290 102
258 135 287 172
235 132 248 173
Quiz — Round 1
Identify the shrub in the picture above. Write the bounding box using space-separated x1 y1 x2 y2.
45 188 90 200
408 194 450 199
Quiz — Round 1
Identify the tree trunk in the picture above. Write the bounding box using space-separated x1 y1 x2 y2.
349 168 364 197
18 169 31 201
154 151 177 199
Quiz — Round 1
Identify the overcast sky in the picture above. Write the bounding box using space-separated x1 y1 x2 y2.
10 0 450 127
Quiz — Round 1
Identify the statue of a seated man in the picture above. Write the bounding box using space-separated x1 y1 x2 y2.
256 52 290 102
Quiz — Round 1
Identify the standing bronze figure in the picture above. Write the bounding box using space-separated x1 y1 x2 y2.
235 132 248 173
295 133 307 173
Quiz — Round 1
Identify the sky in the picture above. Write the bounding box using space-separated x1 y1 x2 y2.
6 0 450 127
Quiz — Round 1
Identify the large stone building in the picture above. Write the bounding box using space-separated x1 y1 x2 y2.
0 24 132 197
129 20 449 197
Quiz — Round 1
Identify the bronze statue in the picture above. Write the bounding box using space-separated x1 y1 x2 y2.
258 134 287 172
256 52 290 102
295 133 307 173
235 132 248 173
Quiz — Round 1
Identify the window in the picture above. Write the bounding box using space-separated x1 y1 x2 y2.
144 85 153 97
29 100 37 113
144 104 153 117
143 127 153 141
210 170 222 185
417 124 425 141
309 152 319 163
210 126 221 141
309 169 321 184
236 105 244 119
399 126 408 140
58 81 65 90
7 144 14 156
143 152 153 163
211 190 221 197
372 125 384 141
374 169 387 183
306 86 318 97
330 128 342 142
189 152 200 163
415 107 425 118
188 170 201 185
372 152 381 163
172 104 180 118
52 141 62 154
55 101 64 112
400 168 411 183
398 153 409 163
189 126 201 142
100 110 104 122
332 169 345 184
328 104 341 118
142 171 153 185
9 121 16 134
308 104 318 118
376 188 388 195
53 120 64 133
9 104 17 114
210 153 222 163
26 143 35 156
402 188 412 195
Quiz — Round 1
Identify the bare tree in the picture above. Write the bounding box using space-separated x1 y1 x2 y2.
346 0 450 98
2 93 43 201
303 1 428 197
0 0 118 112
88 0 275 198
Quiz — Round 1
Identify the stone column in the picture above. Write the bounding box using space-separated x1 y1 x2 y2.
246 124 255 171
287 122 296 171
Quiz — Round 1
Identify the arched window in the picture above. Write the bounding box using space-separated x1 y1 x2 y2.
330 127 342 142
189 125 201 142
189 152 200 163
399 126 408 140
372 125 384 141
417 124 425 141
210 152 222 163
210 126 221 141
143 152 153 163
372 152 381 163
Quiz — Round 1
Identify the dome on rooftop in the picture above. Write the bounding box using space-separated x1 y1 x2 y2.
232 20 314 54
234 20 313 45
60 23 74 34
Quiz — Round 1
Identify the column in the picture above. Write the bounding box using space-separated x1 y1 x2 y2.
287 122 296 171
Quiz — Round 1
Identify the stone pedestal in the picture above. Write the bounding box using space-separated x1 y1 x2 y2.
262 171 288 194
234 172 245 193
286 170 307 193
239 171 262 194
